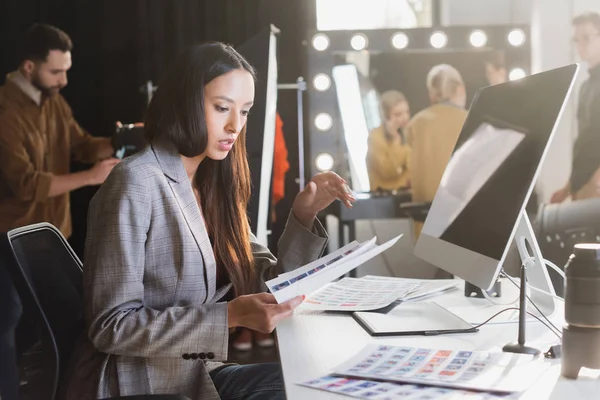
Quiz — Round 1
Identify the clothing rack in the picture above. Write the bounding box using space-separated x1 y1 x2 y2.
278 77 307 191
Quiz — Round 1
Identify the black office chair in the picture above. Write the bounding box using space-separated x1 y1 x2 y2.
0 223 189 400
0 261 22 400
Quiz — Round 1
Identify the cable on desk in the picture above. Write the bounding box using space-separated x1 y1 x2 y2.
469 307 562 341
482 283 520 306
510 257 565 301
500 271 562 339
480 256 557 307
525 284 565 302
542 258 566 281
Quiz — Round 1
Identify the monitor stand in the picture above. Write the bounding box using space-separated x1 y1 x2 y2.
502 211 558 356
512 211 557 317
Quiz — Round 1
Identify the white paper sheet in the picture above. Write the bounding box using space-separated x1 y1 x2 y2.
266 235 402 303
302 277 419 311
333 344 549 393
299 374 518 399
274 240 367 282
360 276 460 302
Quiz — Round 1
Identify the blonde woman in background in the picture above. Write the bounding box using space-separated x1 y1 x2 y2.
366 90 412 191
406 64 468 238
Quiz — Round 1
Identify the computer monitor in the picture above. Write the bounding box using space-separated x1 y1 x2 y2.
414 64 579 312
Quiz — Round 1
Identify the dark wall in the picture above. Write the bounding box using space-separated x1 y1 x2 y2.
0 0 315 257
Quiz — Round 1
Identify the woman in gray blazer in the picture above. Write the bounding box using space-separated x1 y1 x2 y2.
63 43 354 400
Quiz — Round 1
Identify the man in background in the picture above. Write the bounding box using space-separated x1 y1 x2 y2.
551 11 600 203
0 23 118 238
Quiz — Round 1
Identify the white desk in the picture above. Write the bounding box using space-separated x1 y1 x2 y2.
276 279 600 399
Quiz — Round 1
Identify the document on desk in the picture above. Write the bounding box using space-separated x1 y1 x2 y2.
361 275 460 301
299 374 517 399
332 344 549 394
266 235 402 303
301 277 419 311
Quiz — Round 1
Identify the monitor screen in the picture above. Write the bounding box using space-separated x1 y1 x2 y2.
414 64 578 290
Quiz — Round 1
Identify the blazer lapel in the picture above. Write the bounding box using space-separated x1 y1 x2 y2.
152 143 217 302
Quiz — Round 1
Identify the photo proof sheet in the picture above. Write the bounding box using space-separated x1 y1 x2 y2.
332 344 548 394
266 235 402 303
299 374 517 400
302 277 419 311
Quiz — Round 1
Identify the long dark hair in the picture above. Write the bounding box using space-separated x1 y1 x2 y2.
145 43 257 296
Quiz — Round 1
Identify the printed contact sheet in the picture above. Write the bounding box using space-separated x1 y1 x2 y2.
302 277 419 311
266 235 402 303
332 344 549 393
299 375 517 399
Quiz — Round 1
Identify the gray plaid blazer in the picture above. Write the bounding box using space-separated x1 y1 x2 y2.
63 143 328 399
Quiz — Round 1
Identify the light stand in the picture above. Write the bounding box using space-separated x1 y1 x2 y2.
502 263 541 356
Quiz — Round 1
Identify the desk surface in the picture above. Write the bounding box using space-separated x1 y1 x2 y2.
276 279 600 399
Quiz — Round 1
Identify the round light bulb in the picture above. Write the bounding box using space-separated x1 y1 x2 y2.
509 68 527 81
508 29 526 46
470 30 488 48
315 153 334 172
315 113 333 131
350 34 368 51
391 32 409 49
312 34 330 51
313 74 331 92
430 31 448 49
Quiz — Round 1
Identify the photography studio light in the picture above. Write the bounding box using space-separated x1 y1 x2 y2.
391 32 409 49
313 73 332 91
430 31 448 49
315 153 335 171
509 68 527 81
470 30 488 48
312 33 330 51
350 33 368 51
508 29 526 46
315 113 333 131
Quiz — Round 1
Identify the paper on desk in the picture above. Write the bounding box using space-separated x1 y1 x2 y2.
299 374 518 399
267 237 377 301
266 235 402 303
360 275 460 301
333 343 549 393
302 277 419 311
276 239 365 281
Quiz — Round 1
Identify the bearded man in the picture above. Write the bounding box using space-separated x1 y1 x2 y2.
0 23 119 237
